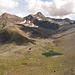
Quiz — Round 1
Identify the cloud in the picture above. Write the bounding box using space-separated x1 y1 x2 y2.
25 0 75 18
44 0 75 16
0 0 19 14
25 0 44 14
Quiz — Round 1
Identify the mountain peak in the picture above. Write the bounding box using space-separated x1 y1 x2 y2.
0 12 23 24
1 12 18 19
1 12 11 18
1 12 22 19
34 12 45 18
23 14 34 21
36 12 43 15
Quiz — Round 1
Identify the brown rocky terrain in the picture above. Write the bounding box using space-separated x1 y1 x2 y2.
0 12 75 75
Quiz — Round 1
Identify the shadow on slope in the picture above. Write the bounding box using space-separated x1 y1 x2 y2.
33 19 59 30
52 24 75 39
0 30 35 45
16 23 75 40
16 24 55 38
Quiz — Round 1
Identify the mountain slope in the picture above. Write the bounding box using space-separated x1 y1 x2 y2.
0 13 23 29
52 24 75 74
23 12 60 30
1 13 23 23
0 12 75 75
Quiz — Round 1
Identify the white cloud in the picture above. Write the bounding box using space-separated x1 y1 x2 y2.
44 0 75 16
0 0 75 19
0 0 19 14
25 0 75 19
25 0 44 14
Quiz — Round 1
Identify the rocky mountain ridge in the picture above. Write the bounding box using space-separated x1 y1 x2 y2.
24 12 75 26
0 12 75 44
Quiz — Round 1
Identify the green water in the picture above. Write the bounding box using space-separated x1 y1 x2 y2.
42 51 63 57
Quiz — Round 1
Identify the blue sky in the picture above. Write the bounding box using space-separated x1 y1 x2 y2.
8 0 27 16
0 0 75 20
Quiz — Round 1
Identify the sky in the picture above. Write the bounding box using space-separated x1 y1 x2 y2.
0 0 75 20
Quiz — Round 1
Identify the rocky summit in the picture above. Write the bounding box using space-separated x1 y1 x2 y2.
0 12 75 75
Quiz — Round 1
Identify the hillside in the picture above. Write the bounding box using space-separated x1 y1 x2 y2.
0 12 75 75
0 13 23 29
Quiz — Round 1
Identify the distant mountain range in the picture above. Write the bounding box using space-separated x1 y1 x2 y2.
0 12 75 28
0 12 75 44
24 12 74 26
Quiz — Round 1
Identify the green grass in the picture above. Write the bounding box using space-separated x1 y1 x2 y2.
0 64 8 75
0 38 74 75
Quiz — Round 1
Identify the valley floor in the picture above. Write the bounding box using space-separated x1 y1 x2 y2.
0 37 75 75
